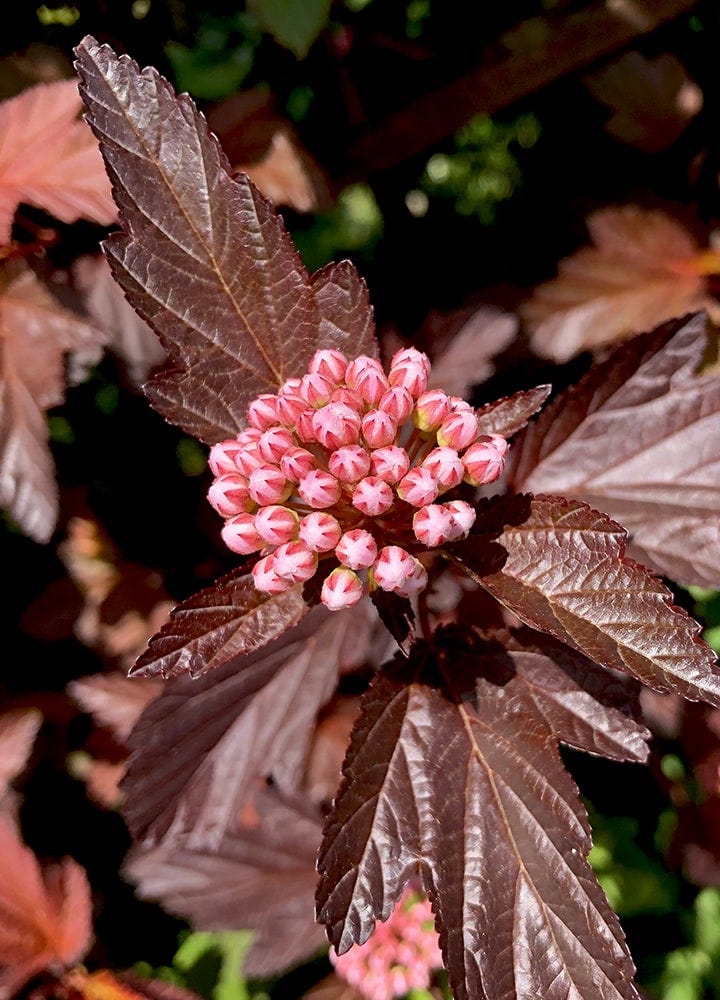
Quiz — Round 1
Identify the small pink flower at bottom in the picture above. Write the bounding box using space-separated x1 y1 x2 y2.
321 568 364 610
413 504 455 547
272 541 318 583
336 529 378 570
252 554 292 594
299 512 342 552
444 500 476 539
395 558 428 598
463 435 509 485
372 546 416 592
330 888 443 1000
221 513 263 555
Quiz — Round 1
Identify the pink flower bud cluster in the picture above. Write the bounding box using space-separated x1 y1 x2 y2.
207 348 509 610
330 888 444 1000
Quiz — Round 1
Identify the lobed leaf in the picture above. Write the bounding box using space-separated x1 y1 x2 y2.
122 605 363 848
508 312 720 588
475 384 552 438
450 493 720 705
129 571 307 679
74 37 377 445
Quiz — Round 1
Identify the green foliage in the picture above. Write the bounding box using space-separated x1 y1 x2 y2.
652 889 720 999
293 182 383 271
420 113 541 224
248 0 331 58
165 12 261 101
689 587 720 653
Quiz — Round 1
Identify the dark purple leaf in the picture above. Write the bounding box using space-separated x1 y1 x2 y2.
74 37 377 445
122 606 365 848
126 787 327 978
368 589 415 656
129 571 307 679
451 493 720 706
317 640 641 1000
475 384 552 438
508 313 720 587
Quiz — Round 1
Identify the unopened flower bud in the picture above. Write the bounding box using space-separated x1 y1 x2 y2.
312 403 362 450
345 355 384 391
395 558 428 598
336 528 378 570
254 505 300 546
436 410 479 450
280 446 316 482
246 394 279 430
422 447 464 490
352 476 394 516
361 409 397 449
276 393 307 426
462 435 509 485
444 500 476 539
296 407 318 443
234 440 266 477
379 386 414 424
237 428 262 447
248 465 292 505
208 439 245 477
329 445 371 483
372 546 416 592
299 372 334 408
259 427 296 463
309 348 347 384
252 553 291 594
280 377 303 396
355 365 389 406
370 445 410 483
299 511 342 552
391 347 431 374
388 359 429 398
273 541 318 583
331 387 364 410
221 513 263 555
207 474 254 517
397 467 439 507
298 469 341 508
321 567 364 610
413 389 450 432
412 504 455 547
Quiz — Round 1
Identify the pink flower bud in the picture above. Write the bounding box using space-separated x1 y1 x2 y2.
331 387 365 410
412 504 455 547
321 567 364 610
352 476 394 516
413 389 451 432
252 553 292 594
355 365 389 406
422 447 464 490
370 445 410 483
436 410 479 450
273 541 318 583
344 355 384 391
208 439 245 477
237 428 262 447
462 435 509 485
379 386 414 424
280 377 303 395
361 409 398 449
391 347 431 374
280 446 316 482
329 445 371 483
312 403 362 450
234 440 266 477
336 529 378 570
444 500 476 539
248 465 292 505
221 513 263 555
299 372 334 408
276 393 307 426
397 467 439 507
246 394 279 430
372 546 416 592
299 511 342 552
258 427 296 463
207 474 253 517
309 348 347 384
395 558 428 598
296 407 318 443
298 469 341 509
388 360 429 398
254 505 300 546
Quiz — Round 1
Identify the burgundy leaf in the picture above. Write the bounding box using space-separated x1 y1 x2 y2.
0 709 42 799
317 642 640 1000
368 589 415 656
122 605 365 848
68 673 162 744
126 787 327 979
494 628 650 762
475 384 552 438
129 571 307 679
450 493 720 706
74 37 377 445
508 313 720 588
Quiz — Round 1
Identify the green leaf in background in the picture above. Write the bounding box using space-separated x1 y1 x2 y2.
248 0 331 58
165 13 261 100
135 931 268 1000
653 889 720 1000
688 586 720 654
